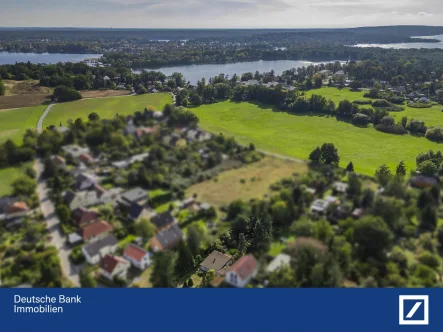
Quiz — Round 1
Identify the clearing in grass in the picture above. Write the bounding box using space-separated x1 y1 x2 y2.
43 93 172 127
192 101 443 176
186 156 308 207
0 80 52 110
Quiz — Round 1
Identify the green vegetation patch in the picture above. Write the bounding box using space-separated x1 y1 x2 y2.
43 93 172 127
192 101 443 175
0 105 46 144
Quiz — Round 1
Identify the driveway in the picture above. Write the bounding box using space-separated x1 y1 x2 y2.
34 159 81 287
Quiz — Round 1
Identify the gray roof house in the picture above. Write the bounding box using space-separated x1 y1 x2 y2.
120 187 148 206
150 224 183 252
64 190 101 211
200 250 233 275
62 145 90 159
75 173 97 191
82 234 118 265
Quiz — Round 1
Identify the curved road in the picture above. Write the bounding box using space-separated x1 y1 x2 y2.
37 103 56 132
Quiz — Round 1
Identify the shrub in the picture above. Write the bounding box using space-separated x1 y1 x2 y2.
372 99 391 108
425 127 443 142
353 99 372 105
352 113 371 126
53 85 82 102
407 119 427 135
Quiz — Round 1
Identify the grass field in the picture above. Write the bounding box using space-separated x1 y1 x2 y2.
186 156 308 207
0 164 31 197
0 105 47 144
43 93 172 127
307 87 443 126
81 90 131 98
192 101 443 175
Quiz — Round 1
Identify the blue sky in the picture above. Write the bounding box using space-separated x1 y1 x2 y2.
0 0 442 28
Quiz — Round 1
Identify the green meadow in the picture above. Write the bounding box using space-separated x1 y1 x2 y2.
0 105 47 144
192 100 443 175
0 163 32 197
307 87 443 126
43 93 172 127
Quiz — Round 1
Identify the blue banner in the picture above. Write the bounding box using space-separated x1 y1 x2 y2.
0 288 442 331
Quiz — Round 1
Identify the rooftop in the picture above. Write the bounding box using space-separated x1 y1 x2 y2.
200 251 232 272
83 234 118 258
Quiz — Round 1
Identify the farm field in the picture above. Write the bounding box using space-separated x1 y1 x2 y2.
186 156 308 207
0 105 47 144
192 101 443 175
43 93 172 127
0 80 52 110
81 90 131 98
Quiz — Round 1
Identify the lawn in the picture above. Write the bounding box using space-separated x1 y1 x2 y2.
305 87 369 104
192 101 443 176
307 87 443 127
0 105 47 144
186 156 307 207
0 163 31 197
43 93 172 127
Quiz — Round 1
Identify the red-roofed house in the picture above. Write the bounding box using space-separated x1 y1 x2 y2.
135 127 158 140
82 220 113 242
5 202 30 219
99 255 130 281
123 244 151 270
52 155 67 171
79 153 94 165
225 254 258 288
72 207 100 226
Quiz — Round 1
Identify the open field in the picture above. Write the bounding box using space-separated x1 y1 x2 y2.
192 101 443 175
186 156 308 207
81 90 131 98
305 87 369 104
43 93 172 127
0 80 52 110
307 87 443 126
0 105 47 144
0 164 31 197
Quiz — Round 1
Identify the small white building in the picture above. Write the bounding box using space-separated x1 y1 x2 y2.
123 244 151 270
225 254 258 288
266 253 291 273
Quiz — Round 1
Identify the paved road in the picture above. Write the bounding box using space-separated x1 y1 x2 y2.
34 159 81 287
37 103 56 132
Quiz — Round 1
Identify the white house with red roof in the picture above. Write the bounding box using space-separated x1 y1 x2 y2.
124 244 151 270
99 255 130 281
82 220 113 243
225 254 258 288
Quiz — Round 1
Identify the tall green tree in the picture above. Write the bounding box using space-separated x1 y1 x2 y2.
353 216 393 260
309 147 321 163
135 218 156 242
150 252 177 288
396 161 407 176
187 225 201 257
374 164 392 186
175 241 194 275
0 79 5 96
320 143 340 165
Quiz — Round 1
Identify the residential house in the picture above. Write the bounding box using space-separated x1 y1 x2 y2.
135 127 158 140
120 187 148 207
62 145 90 160
124 120 137 136
116 84 126 90
310 199 330 216
75 173 97 191
266 253 291 273
4 202 30 220
149 224 183 252
153 111 164 120
79 153 94 166
82 220 113 242
179 197 196 209
124 244 151 270
352 208 364 219
225 254 258 288
64 190 101 211
0 197 18 214
82 234 118 265
52 155 67 171
99 255 130 281
129 202 153 221
72 207 100 226
150 211 176 231
200 251 233 276
410 175 438 189
68 232 83 245
333 182 348 195
333 70 345 77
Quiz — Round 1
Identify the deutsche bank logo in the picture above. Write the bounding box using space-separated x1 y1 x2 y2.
399 295 429 325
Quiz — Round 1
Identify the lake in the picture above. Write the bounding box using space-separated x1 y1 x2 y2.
0 52 103 65
354 34 443 49
134 59 345 85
